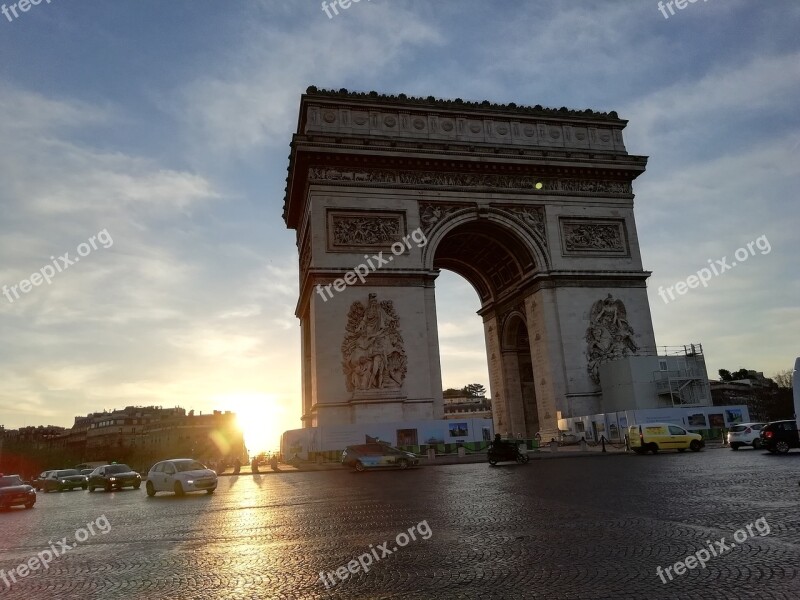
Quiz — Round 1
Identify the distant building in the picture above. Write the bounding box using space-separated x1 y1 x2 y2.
710 371 791 422
0 425 68 477
139 410 247 468
1 406 246 476
443 396 493 420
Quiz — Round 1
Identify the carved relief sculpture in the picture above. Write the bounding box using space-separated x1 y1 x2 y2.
564 222 625 252
507 206 546 241
342 293 407 393
309 167 632 196
330 213 403 248
419 203 464 235
586 294 639 383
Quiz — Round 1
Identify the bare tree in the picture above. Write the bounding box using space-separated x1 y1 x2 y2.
772 369 794 389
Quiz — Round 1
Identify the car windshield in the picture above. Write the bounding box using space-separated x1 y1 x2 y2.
56 470 80 477
174 460 206 472
0 476 24 487
106 465 132 474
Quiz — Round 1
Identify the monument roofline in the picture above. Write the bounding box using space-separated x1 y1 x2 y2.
301 86 626 124
284 89 641 227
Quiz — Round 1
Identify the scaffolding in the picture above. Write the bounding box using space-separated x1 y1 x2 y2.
652 344 710 406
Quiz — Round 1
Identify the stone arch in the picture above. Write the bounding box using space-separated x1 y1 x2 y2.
422 206 550 274
422 208 549 305
283 88 658 442
501 309 528 351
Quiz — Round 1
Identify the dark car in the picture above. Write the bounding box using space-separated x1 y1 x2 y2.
43 469 88 492
0 475 36 510
341 443 419 472
759 420 800 454
87 464 142 492
31 470 54 491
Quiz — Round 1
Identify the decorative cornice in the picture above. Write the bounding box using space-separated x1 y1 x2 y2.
305 86 623 122
308 166 632 196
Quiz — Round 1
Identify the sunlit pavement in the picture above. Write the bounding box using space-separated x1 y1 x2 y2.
1 450 798 599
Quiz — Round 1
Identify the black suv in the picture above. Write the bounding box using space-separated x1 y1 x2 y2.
759 420 800 454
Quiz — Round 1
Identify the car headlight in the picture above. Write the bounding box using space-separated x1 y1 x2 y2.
109 477 116 482
61 480 67 484
186 480 194 484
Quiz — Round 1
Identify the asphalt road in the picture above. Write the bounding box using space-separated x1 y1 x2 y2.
1 448 798 599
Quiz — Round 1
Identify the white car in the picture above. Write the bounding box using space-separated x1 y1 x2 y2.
727 422 766 450
145 459 217 497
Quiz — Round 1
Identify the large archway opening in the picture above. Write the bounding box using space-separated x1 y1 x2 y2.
434 269 490 397
431 219 537 304
431 218 541 438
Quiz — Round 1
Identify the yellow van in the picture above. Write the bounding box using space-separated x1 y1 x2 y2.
629 423 704 454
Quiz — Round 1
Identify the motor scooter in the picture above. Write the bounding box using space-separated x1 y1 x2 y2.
487 440 529 466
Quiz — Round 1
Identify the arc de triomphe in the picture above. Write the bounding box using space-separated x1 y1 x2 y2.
283 87 657 440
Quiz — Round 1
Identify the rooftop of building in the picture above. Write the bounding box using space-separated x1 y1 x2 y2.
304 86 623 122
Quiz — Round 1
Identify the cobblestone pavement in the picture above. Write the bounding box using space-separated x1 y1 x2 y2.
1 449 798 599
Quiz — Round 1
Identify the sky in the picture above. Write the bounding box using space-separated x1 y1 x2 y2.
0 0 798 453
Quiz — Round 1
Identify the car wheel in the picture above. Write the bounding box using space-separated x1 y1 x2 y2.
24 502 34 509
776 440 790 454
649 443 659 454
354 461 365 473
206 487 216 494
397 459 409 470
133 482 141 490
174 481 185 496
88 486 94 493
752 439 762 449
146 481 156 497
488 457 498 465
690 440 702 452
82 484 88 490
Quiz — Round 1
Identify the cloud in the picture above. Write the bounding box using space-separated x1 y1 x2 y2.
174 2 443 155
623 51 800 154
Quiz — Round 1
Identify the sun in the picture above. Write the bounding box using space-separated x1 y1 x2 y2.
214 392 286 456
